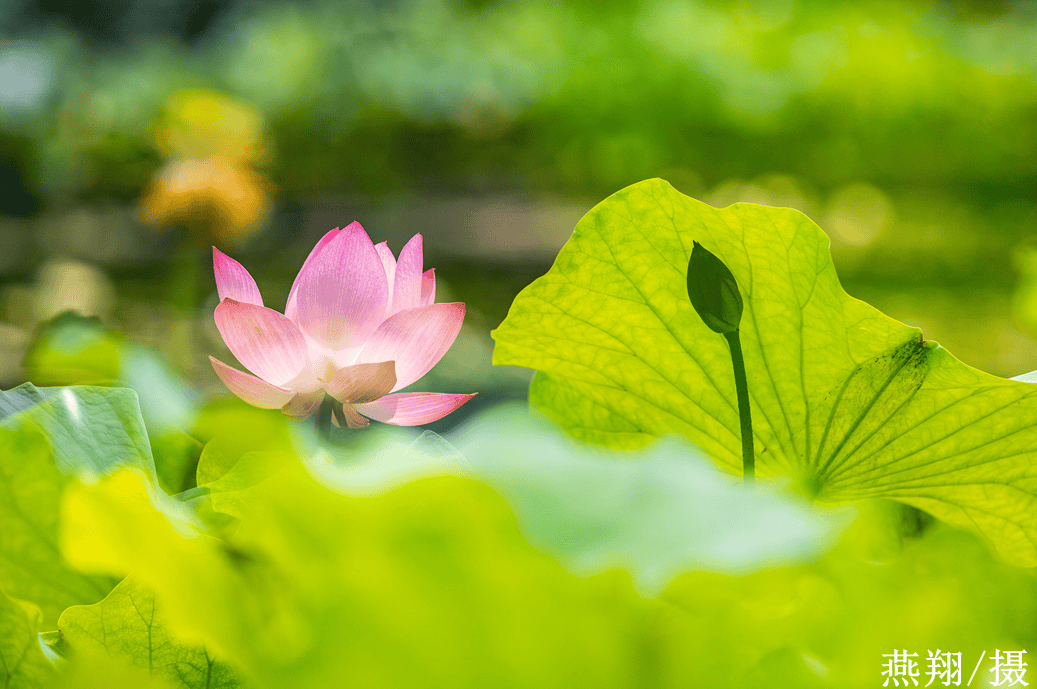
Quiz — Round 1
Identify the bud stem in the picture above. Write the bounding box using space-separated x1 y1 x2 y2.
723 329 754 483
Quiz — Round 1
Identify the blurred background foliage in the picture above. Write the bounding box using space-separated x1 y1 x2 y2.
0 0 1032 414
3 0 1037 416
2 2 1037 686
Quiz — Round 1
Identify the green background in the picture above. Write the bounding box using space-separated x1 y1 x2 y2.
2 0 1037 418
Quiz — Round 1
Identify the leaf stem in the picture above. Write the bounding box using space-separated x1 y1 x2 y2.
724 330 754 483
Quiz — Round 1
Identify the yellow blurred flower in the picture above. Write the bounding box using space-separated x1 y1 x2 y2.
155 88 265 164
141 89 271 246
141 157 269 245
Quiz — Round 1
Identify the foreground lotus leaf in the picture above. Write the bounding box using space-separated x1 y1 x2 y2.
492 178 1037 566
56 431 1037 688
0 585 53 687
0 384 155 623
57 577 241 688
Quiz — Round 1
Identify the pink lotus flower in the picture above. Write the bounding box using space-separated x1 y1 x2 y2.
209 222 475 428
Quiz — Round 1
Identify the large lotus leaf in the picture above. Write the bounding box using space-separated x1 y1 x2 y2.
57 577 242 688
492 178 1037 566
19 314 202 498
0 383 157 481
0 426 116 626
0 585 54 688
0 384 159 624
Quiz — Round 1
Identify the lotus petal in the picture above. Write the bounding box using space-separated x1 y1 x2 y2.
284 226 342 321
214 299 308 386
213 248 263 306
288 222 390 350
355 303 464 390
374 241 397 314
335 404 370 428
420 268 435 306
282 390 325 419
325 361 397 404
356 392 476 426
209 356 294 409
392 234 423 314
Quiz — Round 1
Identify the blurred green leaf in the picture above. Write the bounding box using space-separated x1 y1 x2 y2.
0 383 157 481
22 313 200 438
1012 243 1037 341
22 313 120 387
203 450 291 520
47 657 174 689
0 425 114 626
60 465 712 687
59 460 1037 688
0 585 55 688
151 432 202 496
662 507 1037 688
737 648 827 689
192 401 294 486
57 577 243 689
57 418 1037 688
315 406 847 594
0 381 165 623
493 178 1037 566
458 408 846 593
119 347 200 435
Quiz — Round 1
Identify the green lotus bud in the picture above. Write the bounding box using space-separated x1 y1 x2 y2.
686 241 743 334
